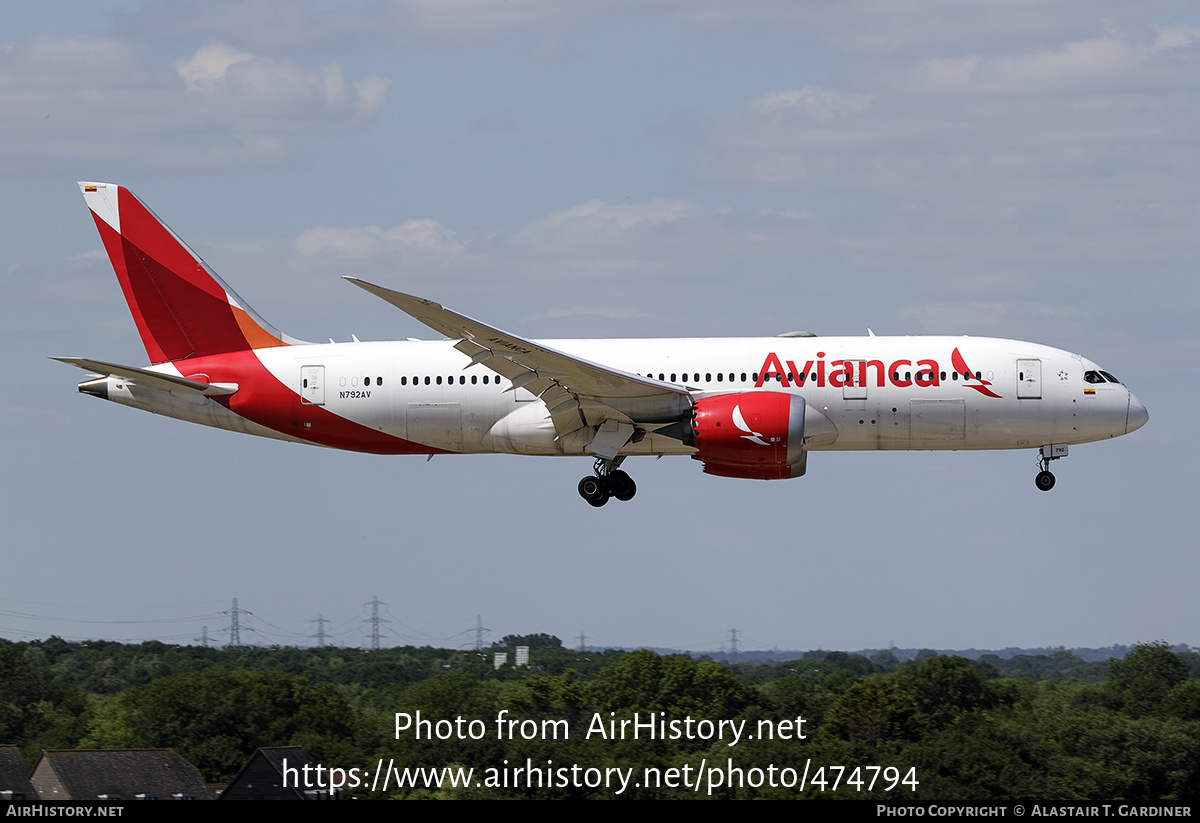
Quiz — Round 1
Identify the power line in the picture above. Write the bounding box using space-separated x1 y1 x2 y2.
474 614 489 651
362 596 389 650
311 614 331 648
222 598 253 647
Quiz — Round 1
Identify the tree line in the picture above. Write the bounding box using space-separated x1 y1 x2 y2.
2 636 1197 799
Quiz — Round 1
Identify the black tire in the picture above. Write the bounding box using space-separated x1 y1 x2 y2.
608 470 637 502
1035 470 1056 491
578 476 609 506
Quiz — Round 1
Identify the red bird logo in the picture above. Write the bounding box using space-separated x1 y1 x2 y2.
952 347 1002 398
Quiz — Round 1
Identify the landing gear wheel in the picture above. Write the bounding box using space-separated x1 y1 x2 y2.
578 476 610 507
608 470 637 502
1035 470 1056 492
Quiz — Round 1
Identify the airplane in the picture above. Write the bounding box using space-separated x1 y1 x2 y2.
58 182 1148 506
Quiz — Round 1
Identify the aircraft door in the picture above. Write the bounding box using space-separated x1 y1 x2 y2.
301 366 325 405
1017 359 1042 399
843 360 867 401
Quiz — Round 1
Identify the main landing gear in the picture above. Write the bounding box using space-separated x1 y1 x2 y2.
578 458 637 507
1034 444 1068 492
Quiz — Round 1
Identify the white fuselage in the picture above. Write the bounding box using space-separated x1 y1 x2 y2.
103 335 1143 460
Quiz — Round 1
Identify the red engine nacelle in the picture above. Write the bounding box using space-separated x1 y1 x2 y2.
691 392 807 479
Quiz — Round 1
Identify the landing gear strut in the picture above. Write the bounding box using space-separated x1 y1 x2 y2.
578 458 637 507
1034 444 1067 492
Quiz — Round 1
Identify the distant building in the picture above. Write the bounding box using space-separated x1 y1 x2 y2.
220 747 334 800
0 745 34 800
30 749 211 800
515 646 530 667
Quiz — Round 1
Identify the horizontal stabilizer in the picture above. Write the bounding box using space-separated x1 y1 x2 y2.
52 357 238 396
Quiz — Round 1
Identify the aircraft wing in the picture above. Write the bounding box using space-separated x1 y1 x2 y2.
345 278 692 439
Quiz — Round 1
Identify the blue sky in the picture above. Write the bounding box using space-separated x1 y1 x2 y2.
2 1 1196 652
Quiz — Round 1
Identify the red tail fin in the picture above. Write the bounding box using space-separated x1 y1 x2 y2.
79 182 300 364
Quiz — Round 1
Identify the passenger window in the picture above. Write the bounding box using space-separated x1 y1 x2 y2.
436 376 442 385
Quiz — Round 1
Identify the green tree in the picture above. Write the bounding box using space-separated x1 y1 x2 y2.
0 641 85 750
589 650 746 718
83 665 359 781
496 633 563 651
822 678 921 749
1107 642 1189 717
894 655 998 729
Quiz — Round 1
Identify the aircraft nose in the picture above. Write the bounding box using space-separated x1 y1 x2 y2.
1126 392 1149 434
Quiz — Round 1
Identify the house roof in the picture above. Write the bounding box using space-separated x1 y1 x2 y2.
220 747 328 800
0 745 33 797
34 749 211 800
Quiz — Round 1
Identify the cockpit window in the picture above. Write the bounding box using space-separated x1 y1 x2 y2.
1084 370 1105 384
1099 371 1121 384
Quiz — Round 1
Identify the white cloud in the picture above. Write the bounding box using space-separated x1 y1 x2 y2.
0 34 391 175
752 86 873 120
908 26 1200 94
1151 23 1200 52
177 42 390 119
511 198 706 251
296 220 467 260
176 42 254 91
706 86 881 164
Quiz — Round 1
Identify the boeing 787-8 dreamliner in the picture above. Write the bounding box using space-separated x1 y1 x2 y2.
58 183 1148 506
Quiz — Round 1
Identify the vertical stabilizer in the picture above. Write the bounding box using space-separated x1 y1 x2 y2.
78 182 304 364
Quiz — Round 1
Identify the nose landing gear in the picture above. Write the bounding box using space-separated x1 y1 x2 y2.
1034 444 1067 492
578 458 637 507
